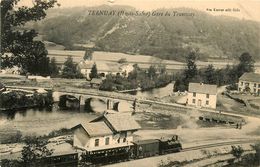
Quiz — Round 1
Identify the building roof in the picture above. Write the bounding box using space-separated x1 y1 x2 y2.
91 113 141 132
132 139 159 145
188 83 217 95
73 122 113 137
78 61 120 73
239 72 260 83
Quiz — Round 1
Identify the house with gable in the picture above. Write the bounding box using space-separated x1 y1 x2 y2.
238 72 260 95
187 82 217 109
72 113 141 151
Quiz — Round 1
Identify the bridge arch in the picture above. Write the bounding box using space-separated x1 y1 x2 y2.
58 94 80 109
84 97 107 113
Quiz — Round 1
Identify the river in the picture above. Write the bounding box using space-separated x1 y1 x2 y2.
126 83 174 98
0 83 173 140
0 105 98 138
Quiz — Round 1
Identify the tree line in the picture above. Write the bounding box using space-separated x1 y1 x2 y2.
173 52 255 91
99 64 172 91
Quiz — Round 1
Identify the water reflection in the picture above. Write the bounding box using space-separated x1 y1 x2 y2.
127 83 174 98
0 104 98 135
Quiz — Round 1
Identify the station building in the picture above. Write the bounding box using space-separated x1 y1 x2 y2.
72 113 141 151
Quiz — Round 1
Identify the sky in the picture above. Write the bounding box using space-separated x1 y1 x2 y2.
17 0 260 22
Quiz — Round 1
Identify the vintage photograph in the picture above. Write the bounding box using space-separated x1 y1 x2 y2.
0 0 260 166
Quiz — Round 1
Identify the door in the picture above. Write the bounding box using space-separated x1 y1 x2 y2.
198 99 202 107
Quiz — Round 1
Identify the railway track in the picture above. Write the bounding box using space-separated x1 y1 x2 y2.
182 139 260 152
100 139 260 167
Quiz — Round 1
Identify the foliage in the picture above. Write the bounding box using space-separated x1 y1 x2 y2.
231 145 244 161
1 159 22 167
1 0 58 75
236 52 255 77
21 136 53 167
49 57 59 77
37 6 260 61
84 49 93 60
0 90 53 109
61 56 83 78
251 143 260 165
118 58 127 64
89 63 98 79
174 52 255 91
99 65 172 91
184 51 198 80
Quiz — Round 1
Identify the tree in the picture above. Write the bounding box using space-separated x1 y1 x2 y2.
251 143 260 165
148 65 157 80
204 64 216 84
21 136 53 167
185 51 198 80
231 145 244 162
237 52 255 77
118 58 127 64
89 63 98 79
61 56 82 78
84 48 93 60
1 0 58 75
49 57 59 77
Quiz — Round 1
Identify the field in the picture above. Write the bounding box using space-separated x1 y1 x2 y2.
46 49 260 70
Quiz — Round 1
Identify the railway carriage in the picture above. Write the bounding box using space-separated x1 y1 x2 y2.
40 152 78 167
132 139 160 158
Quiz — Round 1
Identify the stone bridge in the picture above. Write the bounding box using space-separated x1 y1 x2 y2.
53 91 134 112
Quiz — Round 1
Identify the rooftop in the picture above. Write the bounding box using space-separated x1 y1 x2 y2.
239 72 260 83
73 122 113 137
91 113 141 132
188 83 217 95
78 61 120 72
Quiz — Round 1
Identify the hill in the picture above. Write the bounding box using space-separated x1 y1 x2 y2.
33 5 260 62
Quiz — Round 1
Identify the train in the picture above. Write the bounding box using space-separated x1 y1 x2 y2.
37 135 182 167
81 135 182 166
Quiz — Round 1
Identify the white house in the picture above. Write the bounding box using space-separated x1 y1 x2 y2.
187 83 217 109
78 60 134 79
238 73 260 95
72 113 141 151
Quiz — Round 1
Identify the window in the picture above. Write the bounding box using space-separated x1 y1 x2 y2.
95 139 99 147
206 100 209 105
193 92 196 97
259 84 260 88
192 99 196 104
241 82 243 86
117 138 120 143
206 94 209 98
105 137 110 145
123 138 126 143
254 83 257 87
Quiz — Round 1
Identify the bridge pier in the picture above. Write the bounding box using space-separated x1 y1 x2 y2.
107 100 114 110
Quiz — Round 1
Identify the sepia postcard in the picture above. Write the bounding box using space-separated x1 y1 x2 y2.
0 0 260 166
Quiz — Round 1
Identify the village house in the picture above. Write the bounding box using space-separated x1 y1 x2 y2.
187 83 217 109
90 78 103 88
72 113 141 151
238 73 260 95
78 60 134 79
